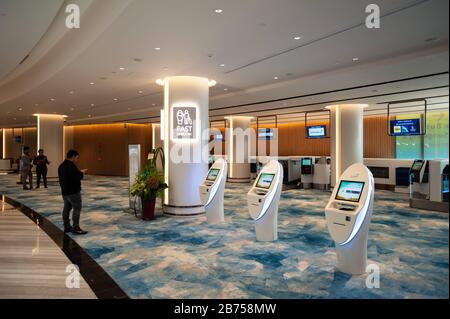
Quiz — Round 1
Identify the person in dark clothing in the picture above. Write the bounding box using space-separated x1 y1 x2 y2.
58 150 88 235
33 149 50 188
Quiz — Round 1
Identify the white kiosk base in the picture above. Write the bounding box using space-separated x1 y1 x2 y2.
247 160 283 241
325 163 374 275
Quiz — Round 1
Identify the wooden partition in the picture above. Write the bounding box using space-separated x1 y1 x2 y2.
363 115 395 158
72 123 152 176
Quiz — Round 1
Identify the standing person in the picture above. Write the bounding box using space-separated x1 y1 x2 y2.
33 149 50 188
20 146 33 190
58 150 88 235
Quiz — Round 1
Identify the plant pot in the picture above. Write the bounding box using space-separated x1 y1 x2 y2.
142 197 156 220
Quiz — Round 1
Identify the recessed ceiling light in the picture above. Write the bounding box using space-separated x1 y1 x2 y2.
70 107 75 111
219 64 225 67
69 90 74 94
119 67 125 70
13 118 17 120
127 107 131 110
352 57 359 62
274 76 279 80
35 104 39 106
293 36 301 40
18 107 22 111
50 98 55 102
138 90 143 94
224 88 228 91
215 9 223 13
90 82 95 85
152 103 156 106
91 103 95 107
154 47 161 51
88 114 92 118
113 98 118 101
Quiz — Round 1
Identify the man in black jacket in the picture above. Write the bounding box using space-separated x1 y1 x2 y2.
58 150 88 235
33 149 50 188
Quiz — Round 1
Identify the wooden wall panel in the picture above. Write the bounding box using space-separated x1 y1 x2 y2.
363 115 395 158
73 123 152 176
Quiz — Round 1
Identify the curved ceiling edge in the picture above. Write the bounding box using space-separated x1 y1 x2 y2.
0 0 134 105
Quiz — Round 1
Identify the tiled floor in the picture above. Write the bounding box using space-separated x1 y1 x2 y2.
0 200 96 299
0 174 448 299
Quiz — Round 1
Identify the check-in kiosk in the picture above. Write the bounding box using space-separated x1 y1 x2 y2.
247 160 283 241
300 157 313 189
200 158 228 224
325 163 374 275
409 160 429 199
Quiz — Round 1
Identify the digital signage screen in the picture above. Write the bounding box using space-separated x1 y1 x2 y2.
258 128 274 140
335 180 365 203
256 173 275 189
390 119 421 136
206 168 220 181
306 125 326 138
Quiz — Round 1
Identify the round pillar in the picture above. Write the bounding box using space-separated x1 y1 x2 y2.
35 114 65 179
226 116 252 183
328 104 366 186
158 76 213 216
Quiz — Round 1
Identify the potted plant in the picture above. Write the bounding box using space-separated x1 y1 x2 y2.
130 147 167 220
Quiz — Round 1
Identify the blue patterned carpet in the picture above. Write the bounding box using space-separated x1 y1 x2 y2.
0 174 448 299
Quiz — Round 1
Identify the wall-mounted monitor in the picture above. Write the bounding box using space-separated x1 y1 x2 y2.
390 119 421 136
256 173 275 189
335 180 365 203
206 168 220 181
258 128 274 140
306 125 326 138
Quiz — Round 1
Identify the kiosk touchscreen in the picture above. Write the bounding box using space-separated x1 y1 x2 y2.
410 160 425 183
247 160 283 241
325 163 374 275
200 159 227 224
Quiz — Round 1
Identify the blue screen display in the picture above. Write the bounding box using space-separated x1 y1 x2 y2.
258 128 274 140
307 125 326 138
390 119 421 136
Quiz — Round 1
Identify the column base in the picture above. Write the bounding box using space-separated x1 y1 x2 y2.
163 204 205 216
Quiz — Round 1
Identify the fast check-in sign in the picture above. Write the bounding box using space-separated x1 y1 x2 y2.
173 106 196 139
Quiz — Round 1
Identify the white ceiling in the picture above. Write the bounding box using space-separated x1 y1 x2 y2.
0 0 448 127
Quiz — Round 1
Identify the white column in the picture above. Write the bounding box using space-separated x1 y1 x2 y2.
226 116 252 183
158 76 214 216
35 114 65 179
328 104 366 186
152 123 163 150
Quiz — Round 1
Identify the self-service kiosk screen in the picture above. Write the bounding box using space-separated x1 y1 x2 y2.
206 169 220 181
411 160 424 171
302 158 312 166
256 173 275 189
335 180 365 202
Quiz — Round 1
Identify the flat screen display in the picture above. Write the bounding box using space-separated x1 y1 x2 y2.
206 168 220 181
411 160 424 171
390 119 421 136
307 125 326 138
335 180 365 203
302 158 312 166
258 128 274 140
256 173 275 189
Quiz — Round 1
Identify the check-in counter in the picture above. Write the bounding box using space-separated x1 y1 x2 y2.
363 158 413 192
